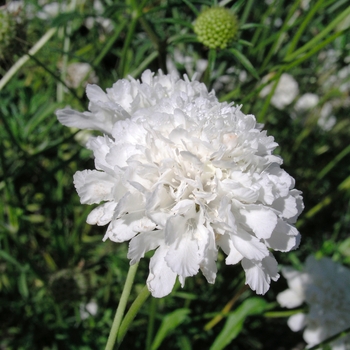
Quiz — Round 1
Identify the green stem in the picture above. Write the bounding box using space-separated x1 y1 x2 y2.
264 309 305 318
117 285 151 348
105 262 139 350
145 296 157 350
203 49 217 87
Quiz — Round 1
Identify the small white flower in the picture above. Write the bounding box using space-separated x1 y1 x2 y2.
80 300 98 320
318 102 336 131
277 256 350 349
57 70 303 298
65 62 98 89
260 73 299 110
294 93 319 112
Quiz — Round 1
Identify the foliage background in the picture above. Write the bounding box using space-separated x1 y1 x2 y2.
1 0 350 349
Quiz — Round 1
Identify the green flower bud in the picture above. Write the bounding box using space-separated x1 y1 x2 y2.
194 7 239 50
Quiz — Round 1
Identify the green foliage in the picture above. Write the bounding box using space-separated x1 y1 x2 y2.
150 308 190 350
1 0 350 349
210 298 268 350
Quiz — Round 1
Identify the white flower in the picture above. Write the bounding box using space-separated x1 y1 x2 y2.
37 2 66 20
318 102 336 131
277 256 350 349
260 73 299 110
80 300 98 320
294 93 319 112
85 0 114 33
65 62 98 89
57 70 303 298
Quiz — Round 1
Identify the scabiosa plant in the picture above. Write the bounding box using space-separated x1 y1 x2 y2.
57 70 303 298
193 7 239 50
277 256 350 349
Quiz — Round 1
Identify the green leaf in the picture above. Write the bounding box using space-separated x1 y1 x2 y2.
237 39 253 47
240 23 268 30
0 250 23 270
228 48 259 80
18 272 29 298
284 4 350 62
210 298 267 350
150 309 190 350
182 0 200 15
177 335 192 350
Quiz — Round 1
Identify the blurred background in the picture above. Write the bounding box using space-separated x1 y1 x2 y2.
0 0 349 349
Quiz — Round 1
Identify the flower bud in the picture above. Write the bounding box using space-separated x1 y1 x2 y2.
194 7 238 49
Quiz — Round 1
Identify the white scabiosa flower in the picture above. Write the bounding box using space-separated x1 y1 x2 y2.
260 73 299 110
277 256 350 349
57 70 303 298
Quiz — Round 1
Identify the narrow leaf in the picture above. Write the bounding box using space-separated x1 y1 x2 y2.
18 272 29 298
151 309 190 350
210 298 267 350
228 48 259 80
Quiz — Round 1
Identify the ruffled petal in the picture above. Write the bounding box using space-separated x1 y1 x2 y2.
73 170 115 204
165 233 200 277
242 254 279 294
86 135 115 173
265 219 300 252
56 108 115 135
232 228 269 261
86 201 117 226
240 205 277 239
104 212 155 242
220 234 244 265
198 226 218 283
147 245 177 298
127 229 164 264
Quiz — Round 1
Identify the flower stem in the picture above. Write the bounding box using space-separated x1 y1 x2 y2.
145 295 157 350
105 262 139 350
203 48 216 87
116 285 151 348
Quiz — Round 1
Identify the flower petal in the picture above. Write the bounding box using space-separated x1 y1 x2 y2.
104 212 155 242
56 108 115 135
127 229 164 264
240 205 277 239
277 289 304 309
87 201 117 226
147 245 177 298
287 313 306 332
73 170 115 204
217 233 243 265
232 228 269 261
165 233 200 277
265 219 300 252
242 254 279 294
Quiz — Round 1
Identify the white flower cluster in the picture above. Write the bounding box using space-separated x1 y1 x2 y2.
277 256 350 349
57 70 303 298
